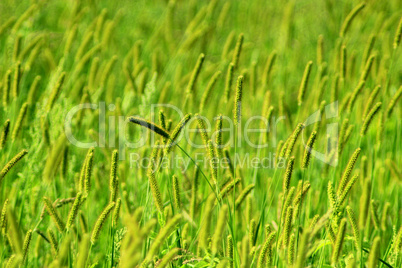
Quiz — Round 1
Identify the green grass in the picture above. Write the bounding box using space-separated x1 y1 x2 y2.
0 0 401 267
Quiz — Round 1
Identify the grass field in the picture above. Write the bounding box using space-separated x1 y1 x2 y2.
0 0 401 267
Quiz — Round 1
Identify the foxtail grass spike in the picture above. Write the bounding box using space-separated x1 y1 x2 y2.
295 229 310 268
386 86 402 118
0 149 28 182
381 202 390 231
158 248 180 268
249 218 256 246
112 198 121 228
370 200 380 230
207 140 218 185
66 192 83 231
235 184 255 209
165 114 192 154
359 179 371 230
75 31 93 61
0 16 16 36
285 123 304 159
257 231 276 268
340 45 347 80
368 236 381 268
317 35 324 65
288 233 296 265
145 214 182 262
347 80 365 113
22 230 32 262
297 61 313 106
190 167 199 219
362 34 376 69
302 131 317 169
109 150 119 202
283 156 295 197
217 177 240 203
0 199 8 235
234 75 243 126
338 148 361 195
84 148 95 196
200 71 221 112
43 197 65 233
172 175 181 209
328 181 338 211
393 16 402 49
339 173 358 205
76 234 90 268
186 53 205 95
283 206 293 248
47 72 66 111
159 110 166 130
148 171 163 213
195 114 209 146
0 119 10 149
3 70 11 106
331 218 347 266
363 85 381 119
361 102 381 136
360 54 375 82
224 63 234 102
346 206 360 250
11 102 28 141
91 202 115 244
88 57 99 91
12 62 21 98
47 229 58 255
281 187 296 223
231 33 244 69
128 116 170 139
212 205 228 255
227 235 233 268
64 24 78 55
293 182 310 208
339 2 366 37
215 115 223 158
262 51 277 86
199 195 215 251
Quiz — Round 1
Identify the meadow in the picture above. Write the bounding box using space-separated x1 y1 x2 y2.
0 0 401 267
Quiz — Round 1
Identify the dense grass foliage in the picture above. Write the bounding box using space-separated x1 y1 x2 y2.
0 0 401 267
